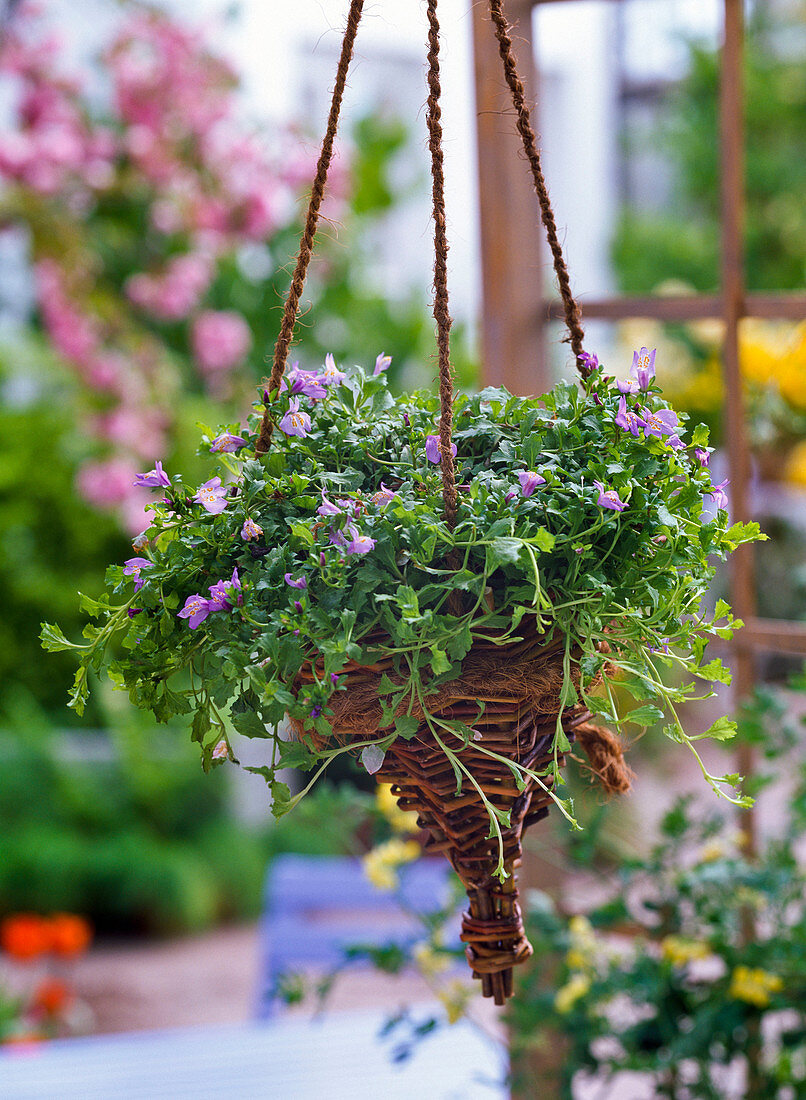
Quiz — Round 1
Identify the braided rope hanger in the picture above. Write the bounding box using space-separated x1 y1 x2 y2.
254 0 590 518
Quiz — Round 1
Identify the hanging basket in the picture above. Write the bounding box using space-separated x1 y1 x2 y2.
292 621 626 1003
263 0 615 1002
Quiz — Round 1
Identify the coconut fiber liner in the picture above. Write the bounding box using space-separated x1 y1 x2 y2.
292 622 631 1004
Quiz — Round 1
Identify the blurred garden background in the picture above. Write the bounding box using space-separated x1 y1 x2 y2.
0 0 804 1096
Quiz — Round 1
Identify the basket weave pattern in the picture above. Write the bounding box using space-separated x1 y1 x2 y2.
295 625 591 1004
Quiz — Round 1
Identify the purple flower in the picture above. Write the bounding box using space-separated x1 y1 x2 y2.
320 353 346 386
133 461 171 489
329 527 347 549
517 470 546 497
127 607 142 619
402 412 410 427
123 556 151 592
279 399 311 438
281 364 327 400
293 600 303 613
374 353 392 376
241 518 263 541
614 396 646 438
284 573 307 590
640 407 679 440
194 476 228 514
666 434 686 450
425 434 458 465
330 673 340 685
210 432 247 453
178 594 211 629
310 705 323 719
371 483 397 506
578 351 599 373
695 448 710 467
317 495 343 517
208 567 242 611
708 478 730 511
631 347 657 390
616 378 640 395
593 480 628 513
344 525 375 556
504 489 518 503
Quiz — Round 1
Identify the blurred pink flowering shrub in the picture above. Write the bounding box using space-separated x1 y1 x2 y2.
0 2 313 531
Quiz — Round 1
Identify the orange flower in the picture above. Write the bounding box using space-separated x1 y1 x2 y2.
32 978 73 1017
48 913 92 957
0 914 51 962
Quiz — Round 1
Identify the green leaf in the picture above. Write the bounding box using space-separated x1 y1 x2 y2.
67 667 89 715
231 709 269 739
625 704 665 727
690 716 738 742
697 657 732 685
394 715 420 739
191 707 211 745
278 741 318 771
724 521 766 550
487 537 523 571
429 648 451 675
290 522 314 545
40 622 80 652
394 586 420 621
531 528 556 552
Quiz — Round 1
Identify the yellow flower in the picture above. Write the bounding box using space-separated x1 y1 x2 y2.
784 441 806 488
565 914 598 971
661 936 710 968
376 783 420 834
413 940 451 978
436 979 470 1025
697 840 727 864
361 837 420 892
728 965 783 1008
554 973 590 1015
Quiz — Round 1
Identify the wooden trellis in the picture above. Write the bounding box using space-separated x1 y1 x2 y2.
472 0 806 861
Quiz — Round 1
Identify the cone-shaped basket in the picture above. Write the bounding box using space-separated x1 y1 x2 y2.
294 620 593 1004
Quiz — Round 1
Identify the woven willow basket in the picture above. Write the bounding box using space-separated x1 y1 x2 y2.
294 621 599 1004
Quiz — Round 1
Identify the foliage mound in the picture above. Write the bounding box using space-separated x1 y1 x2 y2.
45 353 763 872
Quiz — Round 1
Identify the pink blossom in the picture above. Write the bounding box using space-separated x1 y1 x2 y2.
98 407 167 459
191 310 252 375
126 253 213 321
76 457 140 508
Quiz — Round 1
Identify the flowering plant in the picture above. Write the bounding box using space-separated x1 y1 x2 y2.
0 912 93 1044
0 2 311 531
43 345 763 860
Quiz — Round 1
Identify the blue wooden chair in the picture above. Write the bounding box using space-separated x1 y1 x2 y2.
256 854 460 1017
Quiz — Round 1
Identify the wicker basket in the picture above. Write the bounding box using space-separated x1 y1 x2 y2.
294 621 594 1004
